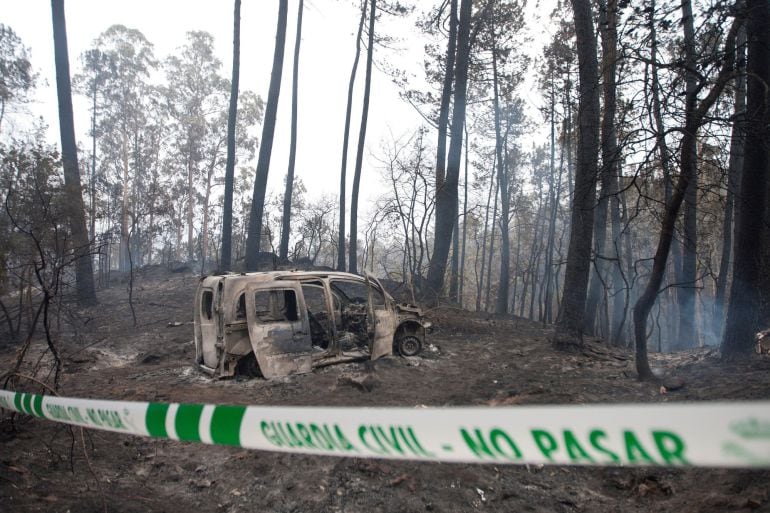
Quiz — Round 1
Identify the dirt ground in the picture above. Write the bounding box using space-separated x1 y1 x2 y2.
2 266 770 512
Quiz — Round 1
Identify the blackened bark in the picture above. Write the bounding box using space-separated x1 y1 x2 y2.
634 18 738 378
52 0 96 306
426 0 472 298
677 0 699 349
554 0 600 347
609 168 624 344
349 0 376 274
648 0 679 344
436 0 458 190
449 202 460 301
485 176 499 312
220 0 241 272
493 48 510 315
477 159 495 311
544 80 564 325
89 73 97 259
458 125 469 305
279 0 304 262
722 0 769 359
584 0 619 336
338 1 367 272
714 23 746 343
245 0 288 270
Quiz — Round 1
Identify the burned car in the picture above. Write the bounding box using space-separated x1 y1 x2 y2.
193 271 431 379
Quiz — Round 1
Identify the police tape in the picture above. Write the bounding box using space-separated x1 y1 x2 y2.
2 389 769 467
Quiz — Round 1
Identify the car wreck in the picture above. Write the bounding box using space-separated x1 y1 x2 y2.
193 271 432 379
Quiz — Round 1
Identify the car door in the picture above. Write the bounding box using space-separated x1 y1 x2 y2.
244 282 312 378
365 273 397 360
197 286 220 369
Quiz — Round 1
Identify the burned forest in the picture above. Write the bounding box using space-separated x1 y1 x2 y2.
1 0 770 512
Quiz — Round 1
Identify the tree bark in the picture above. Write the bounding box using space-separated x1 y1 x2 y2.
337 1 367 272
426 0 472 298
584 0 618 337
349 0 376 274
51 0 97 306
554 0 600 347
648 0 679 345
477 159 496 312
245 0 288 270
634 18 738 378
449 199 460 301
120 133 130 271
435 0 458 190
485 176 499 313
544 80 564 325
220 0 241 272
714 22 746 344
279 0 304 262
458 124 469 305
187 138 195 262
493 45 511 315
676 0 699 349
722 0 769 359
89 73 98 264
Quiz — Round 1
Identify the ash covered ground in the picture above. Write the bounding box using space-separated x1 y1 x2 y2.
2 266 770 512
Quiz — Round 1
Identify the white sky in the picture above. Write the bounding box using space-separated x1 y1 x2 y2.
3 0 432 209
3 0 555 219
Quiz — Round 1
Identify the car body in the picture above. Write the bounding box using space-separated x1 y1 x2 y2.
193 270 431 379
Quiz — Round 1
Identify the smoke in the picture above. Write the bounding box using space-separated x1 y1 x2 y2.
697 293 724 348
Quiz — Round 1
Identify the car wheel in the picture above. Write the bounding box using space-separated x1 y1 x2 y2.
397 335 422 357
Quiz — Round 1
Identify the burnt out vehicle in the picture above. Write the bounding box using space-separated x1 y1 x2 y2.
193 271 432 379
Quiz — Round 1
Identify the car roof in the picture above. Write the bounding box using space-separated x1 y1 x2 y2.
198 270 371 289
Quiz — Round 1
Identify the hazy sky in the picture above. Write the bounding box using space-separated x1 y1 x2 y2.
3 0 433 207
4 0 554 217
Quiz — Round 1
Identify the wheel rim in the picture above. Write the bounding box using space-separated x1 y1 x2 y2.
399 336 421 356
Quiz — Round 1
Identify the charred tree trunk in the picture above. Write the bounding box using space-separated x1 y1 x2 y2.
714 22 746 343
349 0 376 274
245 0 288 270
220 0 241 272
584 0 618 337
477 161 496 312
337 1 367 272
449 201 460 301
458 125 469 305
89 73 98 264
52 0 96 306
426 0 472 299
676 0 699 349
187 137 196 263
120 133 130 272
634 18 738 378
485 177 499 313
493 46 511 315
279 0 304 262
722 0 769 360
436 0 458 190
554 0 600 347
648 0 679 345
544 81 564 325
609 171 624 344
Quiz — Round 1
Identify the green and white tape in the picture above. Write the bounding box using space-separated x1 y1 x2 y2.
2 389 770 467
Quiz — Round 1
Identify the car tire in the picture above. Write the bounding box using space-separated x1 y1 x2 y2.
397 335 422 357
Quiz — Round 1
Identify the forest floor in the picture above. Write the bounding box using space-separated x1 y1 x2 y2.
1 265 770 513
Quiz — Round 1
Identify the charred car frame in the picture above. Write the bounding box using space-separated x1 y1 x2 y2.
194 271 431 379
